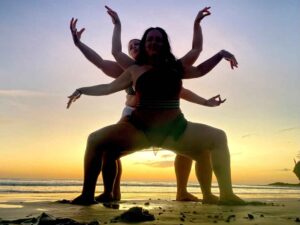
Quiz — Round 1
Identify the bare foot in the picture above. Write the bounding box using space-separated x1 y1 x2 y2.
176 192 201 202
219 194 246 205
95 193 114 203
113 191 121 201
71 195 98 205
113 185 121 201
203 194 219 204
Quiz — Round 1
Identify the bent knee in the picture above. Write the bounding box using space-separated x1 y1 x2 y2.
87 131 103 147
213 129 227 146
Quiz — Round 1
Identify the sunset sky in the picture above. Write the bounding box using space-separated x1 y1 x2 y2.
0 0 299 185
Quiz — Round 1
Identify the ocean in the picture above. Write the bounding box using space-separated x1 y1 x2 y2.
0 179 299 202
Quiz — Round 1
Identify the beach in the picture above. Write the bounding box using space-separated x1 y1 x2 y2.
0 195 300 224
0 179 299 224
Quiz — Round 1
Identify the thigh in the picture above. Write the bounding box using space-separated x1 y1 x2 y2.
89 120 151 157
162 121 222 160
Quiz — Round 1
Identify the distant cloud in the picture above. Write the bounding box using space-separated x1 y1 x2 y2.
0 89 53 97
135 160 174 168
241 133 257 138
0 118 13 125
276 168 291 172
159 153 175 159
231 152 243 156
277 127 300 133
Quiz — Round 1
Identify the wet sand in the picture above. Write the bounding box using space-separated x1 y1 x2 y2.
0 195 299 224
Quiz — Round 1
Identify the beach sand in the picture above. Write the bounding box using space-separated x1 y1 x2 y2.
0 194 299 225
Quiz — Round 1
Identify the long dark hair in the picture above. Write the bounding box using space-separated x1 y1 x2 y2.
136 27 183 75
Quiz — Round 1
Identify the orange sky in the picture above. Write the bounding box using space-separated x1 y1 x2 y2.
0 1 299 185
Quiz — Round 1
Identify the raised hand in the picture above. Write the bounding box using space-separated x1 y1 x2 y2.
195 6 211 23
220 50 238 69
67 89 82 109
205 95 226 107
70 18 85 45
105 5 120 25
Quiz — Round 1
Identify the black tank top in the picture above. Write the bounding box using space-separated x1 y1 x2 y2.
130 66 183 128
135 67 182 103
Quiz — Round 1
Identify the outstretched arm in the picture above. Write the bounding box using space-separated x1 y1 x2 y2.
183 50 238 79
105 6 134 69
180 87 226 107
70 18 123 78
180 7 211 66
67 67 133 108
